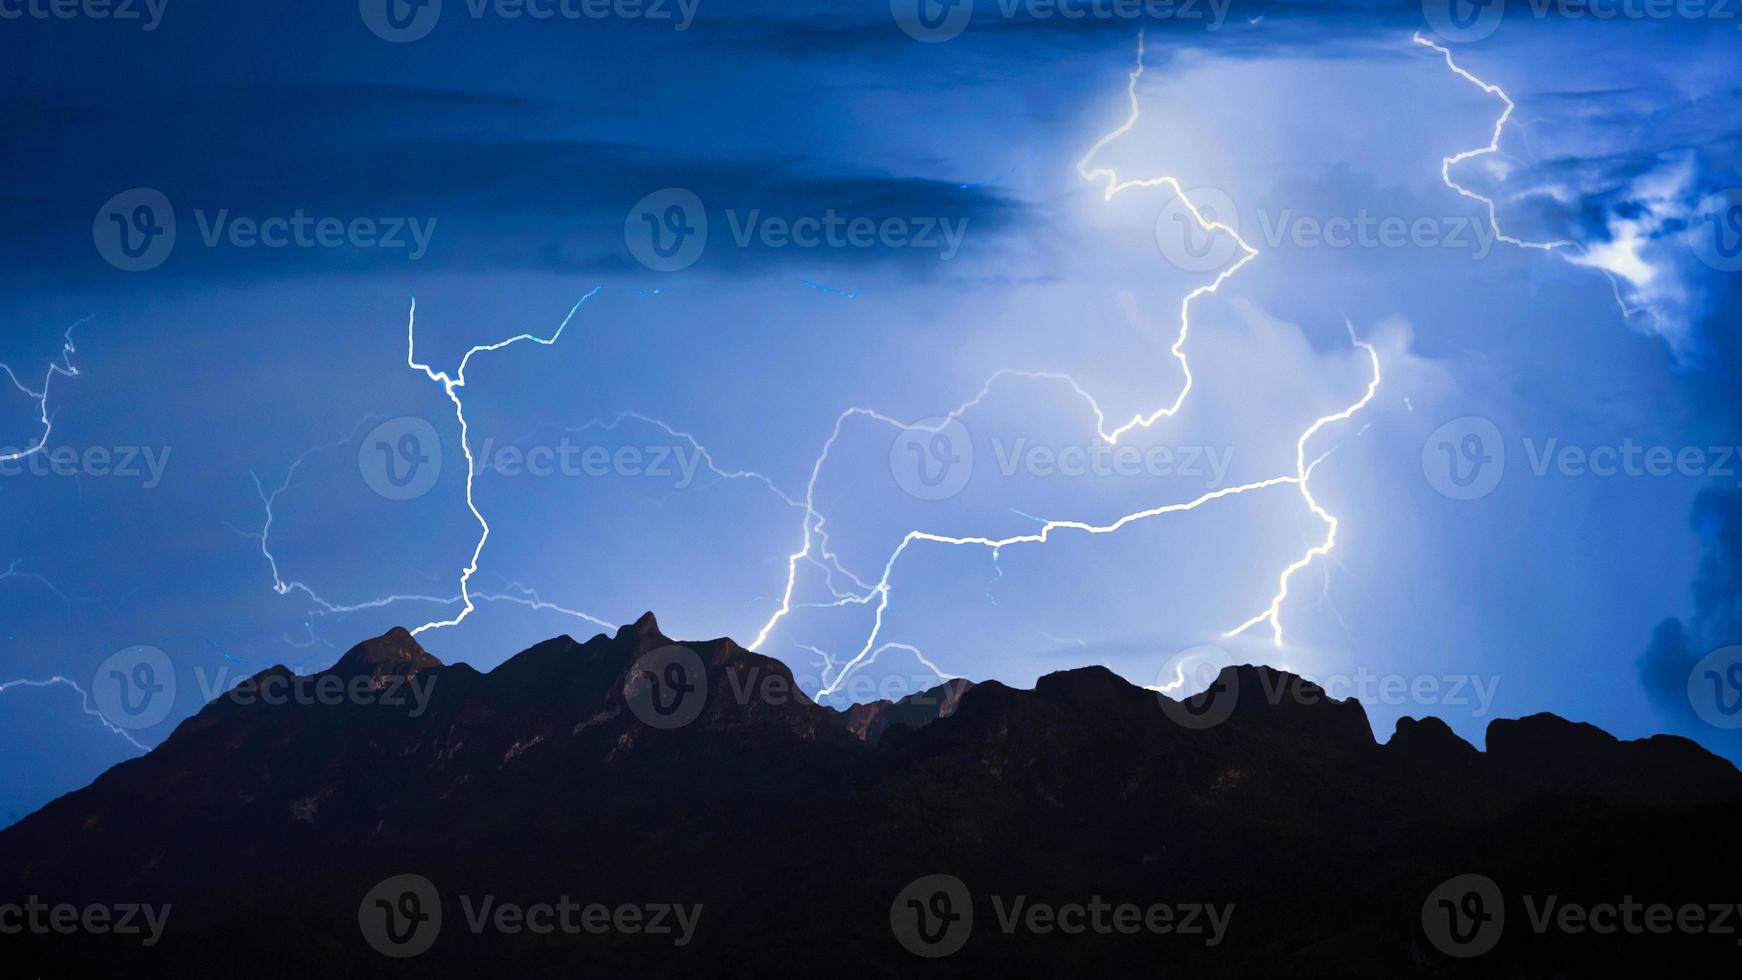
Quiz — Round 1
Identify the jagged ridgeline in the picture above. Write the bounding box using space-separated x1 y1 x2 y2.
3 614 1738 976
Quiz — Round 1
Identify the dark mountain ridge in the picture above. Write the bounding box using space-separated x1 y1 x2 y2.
3 614 1738 977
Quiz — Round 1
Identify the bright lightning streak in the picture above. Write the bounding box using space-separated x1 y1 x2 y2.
0 319 87 464
1412 33 1572 254
1412 33 1660 329
406 287 603 636
253 31 1387 688
1075 30 1259 446
752 31 1375 678
240 293 626 650
814 476 1301 696
1225 324 1381 646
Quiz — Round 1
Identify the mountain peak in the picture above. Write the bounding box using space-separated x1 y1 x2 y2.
628 611 669 648
1387 715 1480 767
323 627 442 686
1033 664 1140 705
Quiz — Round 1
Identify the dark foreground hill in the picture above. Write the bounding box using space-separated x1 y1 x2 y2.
3 614 1739 977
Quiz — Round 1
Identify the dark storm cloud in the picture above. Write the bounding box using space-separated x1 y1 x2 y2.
1640 487 1742 755
1636 248 1742 764
0 84 1027 283
722 0 1425 61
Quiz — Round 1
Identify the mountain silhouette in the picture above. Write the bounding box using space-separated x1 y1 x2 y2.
3 614 1738 976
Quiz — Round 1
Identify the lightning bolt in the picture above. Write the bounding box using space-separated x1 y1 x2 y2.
404 286 603 636
0 677 151 751
794 639 959 700
1073 30 1260 445
244 32 1392 692
750 31 1381 689
0 327 150 752
1 319 87 464
238 293 624 652
1412 33 1661 330
1225 323 1381 646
